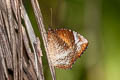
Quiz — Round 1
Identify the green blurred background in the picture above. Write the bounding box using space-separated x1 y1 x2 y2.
23 0 120 80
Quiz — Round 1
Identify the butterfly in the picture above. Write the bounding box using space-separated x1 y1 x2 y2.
47 28 88 69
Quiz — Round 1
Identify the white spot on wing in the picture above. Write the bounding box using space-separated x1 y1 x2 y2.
73 31 79 44
73 31 88 51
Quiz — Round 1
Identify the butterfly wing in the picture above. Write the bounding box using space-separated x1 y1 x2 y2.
47 29 88 69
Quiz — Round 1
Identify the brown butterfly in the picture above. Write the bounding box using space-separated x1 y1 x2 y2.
47 28 88 69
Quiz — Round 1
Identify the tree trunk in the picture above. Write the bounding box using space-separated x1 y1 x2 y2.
0 0 45 80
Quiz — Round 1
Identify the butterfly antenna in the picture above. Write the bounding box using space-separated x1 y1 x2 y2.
48 8 53 30
50 8 52 27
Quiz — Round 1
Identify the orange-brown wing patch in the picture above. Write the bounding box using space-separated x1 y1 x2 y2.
55 29 75 47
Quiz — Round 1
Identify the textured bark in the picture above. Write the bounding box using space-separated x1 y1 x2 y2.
0 0 44 80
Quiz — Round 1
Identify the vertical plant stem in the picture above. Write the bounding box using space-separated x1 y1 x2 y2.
30 0 56 80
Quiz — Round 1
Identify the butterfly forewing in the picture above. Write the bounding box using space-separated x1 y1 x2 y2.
47 29 88 69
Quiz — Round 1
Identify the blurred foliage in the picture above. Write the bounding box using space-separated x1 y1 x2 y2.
23 0 120 80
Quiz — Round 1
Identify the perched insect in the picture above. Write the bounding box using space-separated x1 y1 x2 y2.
47 28 88 69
